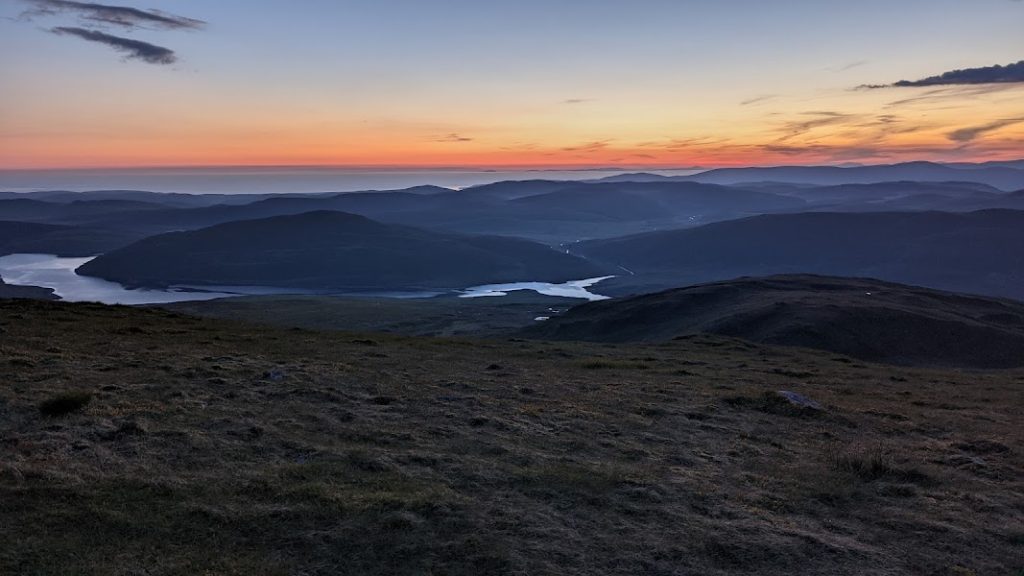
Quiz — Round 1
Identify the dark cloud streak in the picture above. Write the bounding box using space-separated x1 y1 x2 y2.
864 60 1024 88
561 140 611 153
435 133 473 143
22 0 204 30
775 111 861 142
50 26 176 64
740 94 776 106
948 117 1024 143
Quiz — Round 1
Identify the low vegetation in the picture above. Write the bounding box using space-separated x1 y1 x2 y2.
0 299 1021 575
37 390 93 417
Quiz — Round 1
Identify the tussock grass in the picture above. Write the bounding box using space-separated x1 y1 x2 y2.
824 441 932 484
37 390 92 417
0 299 1020 576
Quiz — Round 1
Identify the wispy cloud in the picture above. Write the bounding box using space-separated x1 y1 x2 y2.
20 0 204 30
863 60 1024 88
825 60 868 73
948 117 1024 143
775 111 861 142
740 94 777 106
561 140 611 153
563 98 592 105
761 144 892 161
14 1 204 66
883 83 1021 109
50 26 176 64
434 133 473 143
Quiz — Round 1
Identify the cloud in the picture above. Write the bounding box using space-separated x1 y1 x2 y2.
434 133 473 143
863 60 1024 88
561 140 611 153
775 111 861 142
740 94 776 106
50 26 176 64
947 117 1024 143
761 144 892 161
563 98 592 104
836 60 868 72
637 136 731 151
824 60 867 73
21 0 204 30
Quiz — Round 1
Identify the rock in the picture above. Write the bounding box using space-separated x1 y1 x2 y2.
113 419 148 437
775 390 823 411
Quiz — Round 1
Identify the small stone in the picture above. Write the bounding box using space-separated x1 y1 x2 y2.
775 390 823 410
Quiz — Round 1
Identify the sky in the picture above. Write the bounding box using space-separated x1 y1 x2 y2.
1 0 1022 169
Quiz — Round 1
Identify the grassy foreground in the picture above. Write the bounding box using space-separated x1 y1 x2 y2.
1 299 1021 575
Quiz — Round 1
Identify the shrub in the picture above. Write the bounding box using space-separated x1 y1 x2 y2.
38 391 93 417
826 441 893 481
824 442 930 485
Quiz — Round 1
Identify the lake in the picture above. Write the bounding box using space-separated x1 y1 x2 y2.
0 254 613 305
459 277 614 301
0 254 242 305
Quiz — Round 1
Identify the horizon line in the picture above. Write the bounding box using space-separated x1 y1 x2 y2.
2 158 1020 173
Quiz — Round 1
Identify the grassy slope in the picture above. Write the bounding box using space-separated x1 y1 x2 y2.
163 293 578 338
1 300 1021 575
522 275 1024 369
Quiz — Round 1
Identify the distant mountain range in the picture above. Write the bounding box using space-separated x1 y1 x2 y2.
577 209 1024 300
597 160 1024 191
77 210 607 290
524 274 1024 368
0 180 812 245
2 160 1023 298
4 165 1024 251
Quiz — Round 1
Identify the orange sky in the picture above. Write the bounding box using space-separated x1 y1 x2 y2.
2 1 1022 170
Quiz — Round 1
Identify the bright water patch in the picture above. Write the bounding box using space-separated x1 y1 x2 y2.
0 254 241 305
459 276 614 301
0 254 615 304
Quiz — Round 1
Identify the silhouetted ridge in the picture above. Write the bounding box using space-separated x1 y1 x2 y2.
77 210 607 290
577 209 1024 300
524 274 1024 368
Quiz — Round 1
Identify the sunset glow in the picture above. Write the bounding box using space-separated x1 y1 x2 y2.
2 0 1022 170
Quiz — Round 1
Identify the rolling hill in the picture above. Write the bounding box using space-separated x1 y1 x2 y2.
14 181 810 244
77 210 608 290
0 220 140 257
508 181 805 221
524 274 1024 368
576 209 1024 300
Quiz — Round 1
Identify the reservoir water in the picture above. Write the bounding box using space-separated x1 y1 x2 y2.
458 277 613 301
0 254 613 304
